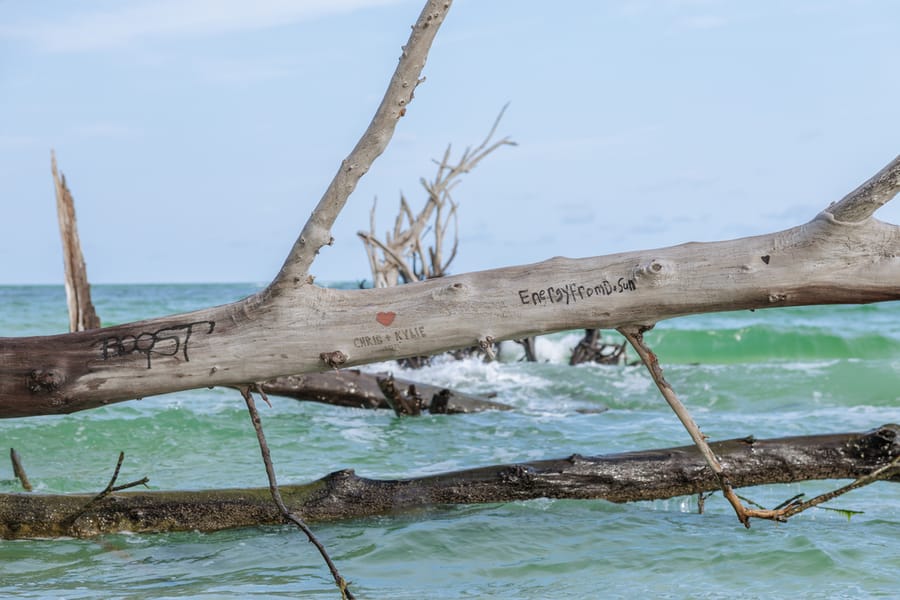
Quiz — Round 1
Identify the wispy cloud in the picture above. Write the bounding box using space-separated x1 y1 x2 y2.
1 0 406 53
620 0 730 30
517 126 659 161
0 134 43 150
558 203 596 227
70 122 141 140
675 14 729 30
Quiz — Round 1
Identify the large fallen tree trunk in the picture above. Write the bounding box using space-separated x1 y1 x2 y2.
0 0 896 419
2 182 898 418
2 424 896 539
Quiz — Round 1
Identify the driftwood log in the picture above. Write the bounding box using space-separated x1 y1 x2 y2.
2 424 896 539
0 0 896 422
258 369 510 413
2 162 897 417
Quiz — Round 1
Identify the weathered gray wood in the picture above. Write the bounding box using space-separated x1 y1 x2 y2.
2 199 897 418
2 424 896 538
829 154 900 222
51 151 100 333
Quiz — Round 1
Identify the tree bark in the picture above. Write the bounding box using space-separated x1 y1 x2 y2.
258 369 510 413
2 424 896 539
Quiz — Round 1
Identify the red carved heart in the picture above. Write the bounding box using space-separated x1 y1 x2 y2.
376 311 396 326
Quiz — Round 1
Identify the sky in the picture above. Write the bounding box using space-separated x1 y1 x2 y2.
1 0 899 285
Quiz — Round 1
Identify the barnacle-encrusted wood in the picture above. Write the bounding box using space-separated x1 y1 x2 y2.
2 425 896 538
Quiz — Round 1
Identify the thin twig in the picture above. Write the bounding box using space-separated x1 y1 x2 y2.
240 385 355 600
773 493 805 511
782 454 900 518
63 452 149 527
10 448 32 492
619 325 800 528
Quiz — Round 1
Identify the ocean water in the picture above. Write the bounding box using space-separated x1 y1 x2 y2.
1 283 899 599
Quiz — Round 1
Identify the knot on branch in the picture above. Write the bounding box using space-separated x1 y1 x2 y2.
27 369 63 394
634 259 672 285
430 388 451 414
320 351 348 370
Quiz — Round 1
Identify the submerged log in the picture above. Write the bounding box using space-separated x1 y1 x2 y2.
259 369 511 413
2 424 896 539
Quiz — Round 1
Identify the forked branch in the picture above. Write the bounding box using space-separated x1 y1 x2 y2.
619 326 806 527
62 452 148 528
359 106 515 286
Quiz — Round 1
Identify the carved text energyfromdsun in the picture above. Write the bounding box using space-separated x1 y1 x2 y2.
517 278 637 307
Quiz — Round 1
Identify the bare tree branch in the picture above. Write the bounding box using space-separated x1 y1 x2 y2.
359 106 515 287
273 0 452 286
620 325 805 527
240 386 354 600
828 154 900 222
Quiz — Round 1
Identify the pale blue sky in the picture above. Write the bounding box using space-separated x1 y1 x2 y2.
2 0 899 284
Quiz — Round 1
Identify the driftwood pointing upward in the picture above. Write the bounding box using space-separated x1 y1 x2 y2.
2 424 896 539
9 449 32 492
51 151 100 333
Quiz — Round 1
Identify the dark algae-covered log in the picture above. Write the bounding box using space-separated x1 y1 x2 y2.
3 425 896 539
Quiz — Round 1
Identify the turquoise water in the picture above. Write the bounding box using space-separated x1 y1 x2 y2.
1 284 899 598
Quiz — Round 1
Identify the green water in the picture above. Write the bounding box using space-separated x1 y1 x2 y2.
1 285 899 598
